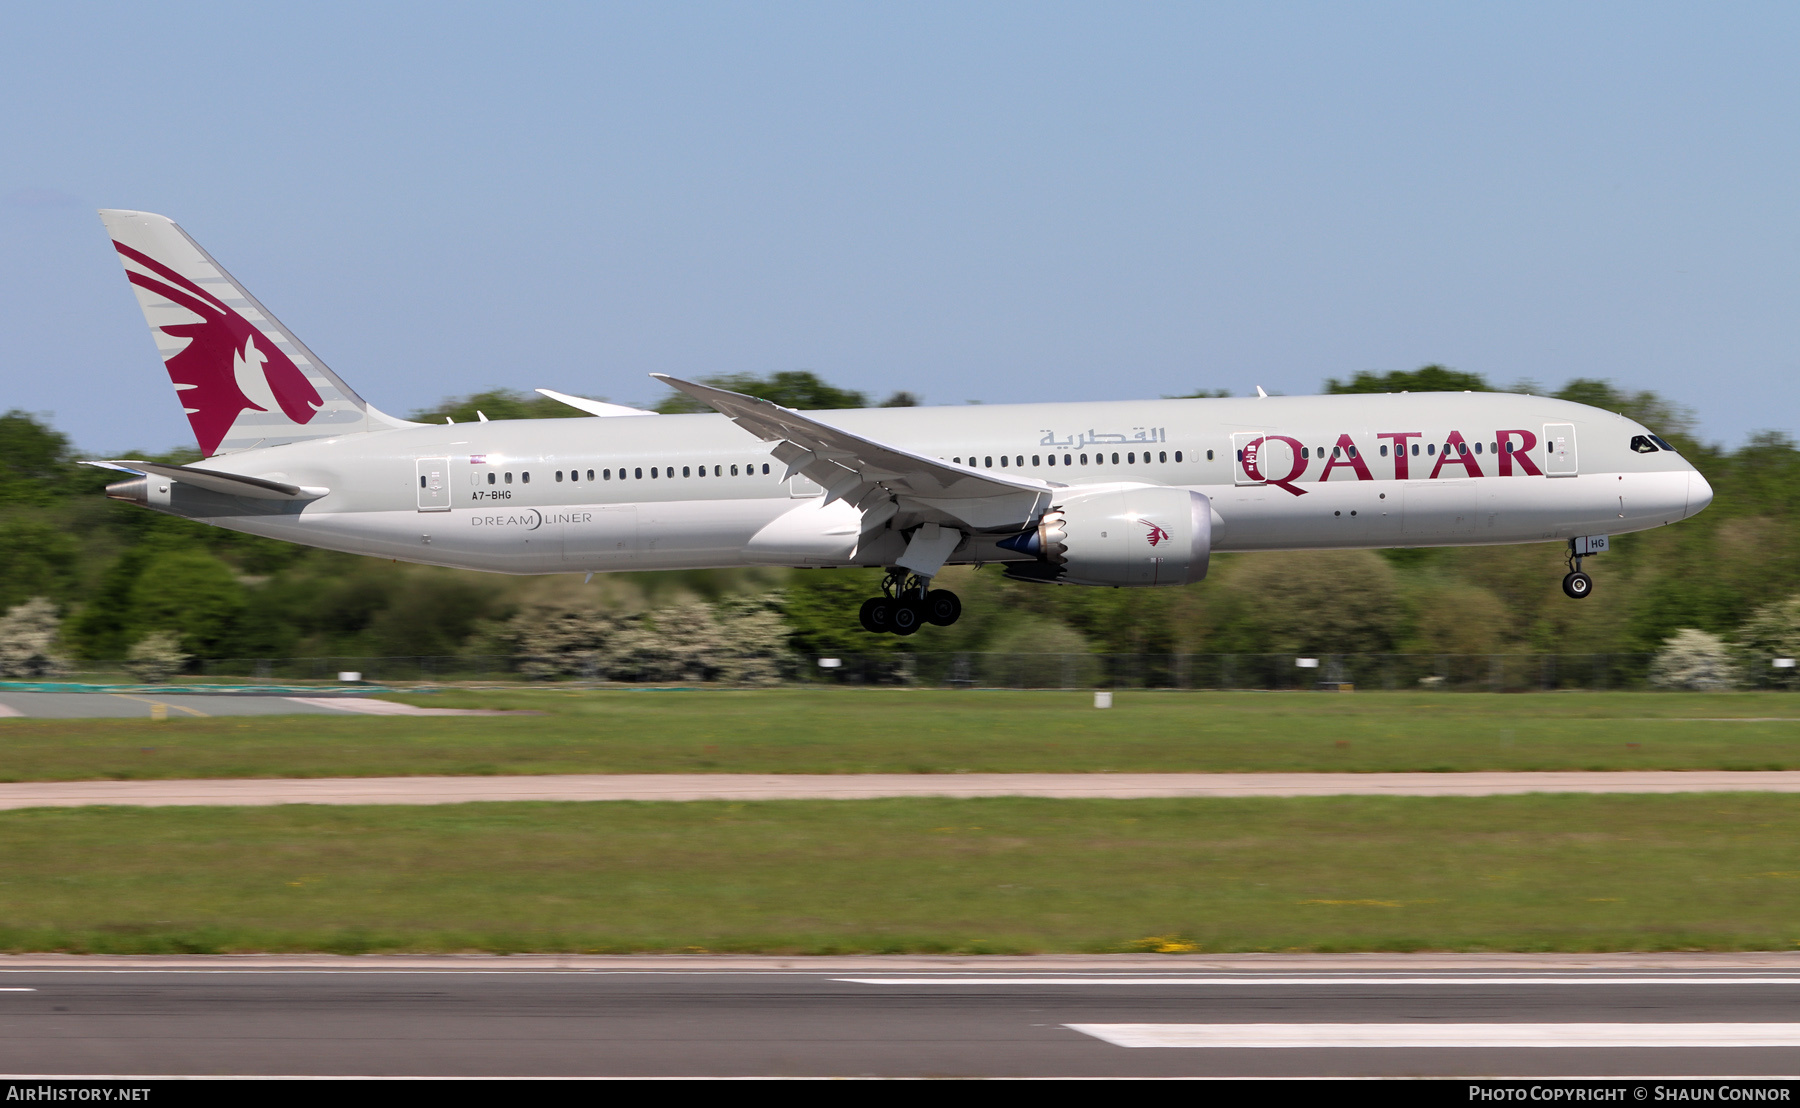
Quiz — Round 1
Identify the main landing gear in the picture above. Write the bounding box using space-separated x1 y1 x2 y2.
859 570 962 636
1562 539 1594 600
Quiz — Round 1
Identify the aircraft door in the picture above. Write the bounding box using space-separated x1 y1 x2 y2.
1230 432 1267 486
1544 424 1578 477
416 457 451 511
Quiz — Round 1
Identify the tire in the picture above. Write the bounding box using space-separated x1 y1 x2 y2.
859 597 893 633
890 600 924 636
923 589 962 626
1562 571 1593 599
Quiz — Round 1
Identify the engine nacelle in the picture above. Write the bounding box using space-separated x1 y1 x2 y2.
998 485 1213 587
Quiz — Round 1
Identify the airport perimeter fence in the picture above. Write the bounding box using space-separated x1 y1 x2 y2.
33 652 1800 691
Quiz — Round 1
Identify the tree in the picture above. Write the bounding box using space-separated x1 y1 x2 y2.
124 629 190 682
1212 551 1403 655
878 391 921 407
1649 629 1737 690
982 615 1099 688
1733 594 1800 687
0 519 80 611
1324 365 1489 394
654 371 868 414
496 593 795 683
0 411 73 505
124 551 246 657
780 569 899 657
0 598 64 678
1553 379 1696 440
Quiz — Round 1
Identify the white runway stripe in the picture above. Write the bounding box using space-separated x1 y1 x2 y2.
839 976 1800 986
1068 1023 1800 1048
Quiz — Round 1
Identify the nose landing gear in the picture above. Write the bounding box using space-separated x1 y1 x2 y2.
1562 538 1595 599
859 570 961 635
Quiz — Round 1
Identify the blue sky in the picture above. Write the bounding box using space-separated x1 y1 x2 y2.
2 3 1795 453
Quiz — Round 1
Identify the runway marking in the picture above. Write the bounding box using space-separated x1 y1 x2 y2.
283 698 535 717
1067 1022 1800 1048
108 693 207 718
840 976 1800 986
0 988 32 991
0 704 22 719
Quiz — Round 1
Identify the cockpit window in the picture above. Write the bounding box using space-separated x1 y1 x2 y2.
1630 434 1659 454
1648 434 1677 453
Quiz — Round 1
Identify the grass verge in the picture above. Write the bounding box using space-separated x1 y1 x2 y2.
2 690 1799 781
6 793 1800 953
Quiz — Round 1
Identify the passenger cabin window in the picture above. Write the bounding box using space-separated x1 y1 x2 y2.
1174 451 1183 462
522 471 530 482
486 472 496 485
1631 435 1659 453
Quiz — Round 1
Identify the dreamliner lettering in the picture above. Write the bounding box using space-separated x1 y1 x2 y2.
468 510 597 529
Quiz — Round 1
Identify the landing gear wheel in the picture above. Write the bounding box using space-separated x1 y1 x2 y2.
1562 571 1593 599
923 589 962 626
860 597 894 633
890 600 924 636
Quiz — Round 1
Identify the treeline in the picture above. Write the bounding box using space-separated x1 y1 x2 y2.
2 368 1797 672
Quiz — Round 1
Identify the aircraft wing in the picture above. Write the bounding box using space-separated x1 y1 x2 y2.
88 460 328 501
650 374 1052 532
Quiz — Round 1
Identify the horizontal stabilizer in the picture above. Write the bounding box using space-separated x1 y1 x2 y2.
88 460 328 500
533 389 659 417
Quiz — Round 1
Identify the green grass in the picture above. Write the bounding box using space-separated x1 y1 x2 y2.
2 690 1799 781
7 794 1800 953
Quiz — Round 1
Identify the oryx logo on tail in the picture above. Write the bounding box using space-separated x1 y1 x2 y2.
114 240 322 456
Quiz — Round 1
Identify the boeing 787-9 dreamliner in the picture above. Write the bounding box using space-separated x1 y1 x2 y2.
91 210 1713 635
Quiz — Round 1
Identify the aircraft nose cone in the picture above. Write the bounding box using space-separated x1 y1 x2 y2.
1687 470 1714 518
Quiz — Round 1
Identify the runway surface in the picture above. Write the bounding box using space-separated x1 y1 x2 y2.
0 692 528 719
7 770 1800 809
7 957 1800 1077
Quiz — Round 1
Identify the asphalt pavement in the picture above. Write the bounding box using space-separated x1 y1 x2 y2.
7 771 1800 809
6 959 1800 1077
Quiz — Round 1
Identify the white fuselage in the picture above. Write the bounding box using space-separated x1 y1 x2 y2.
145 391 1710 576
